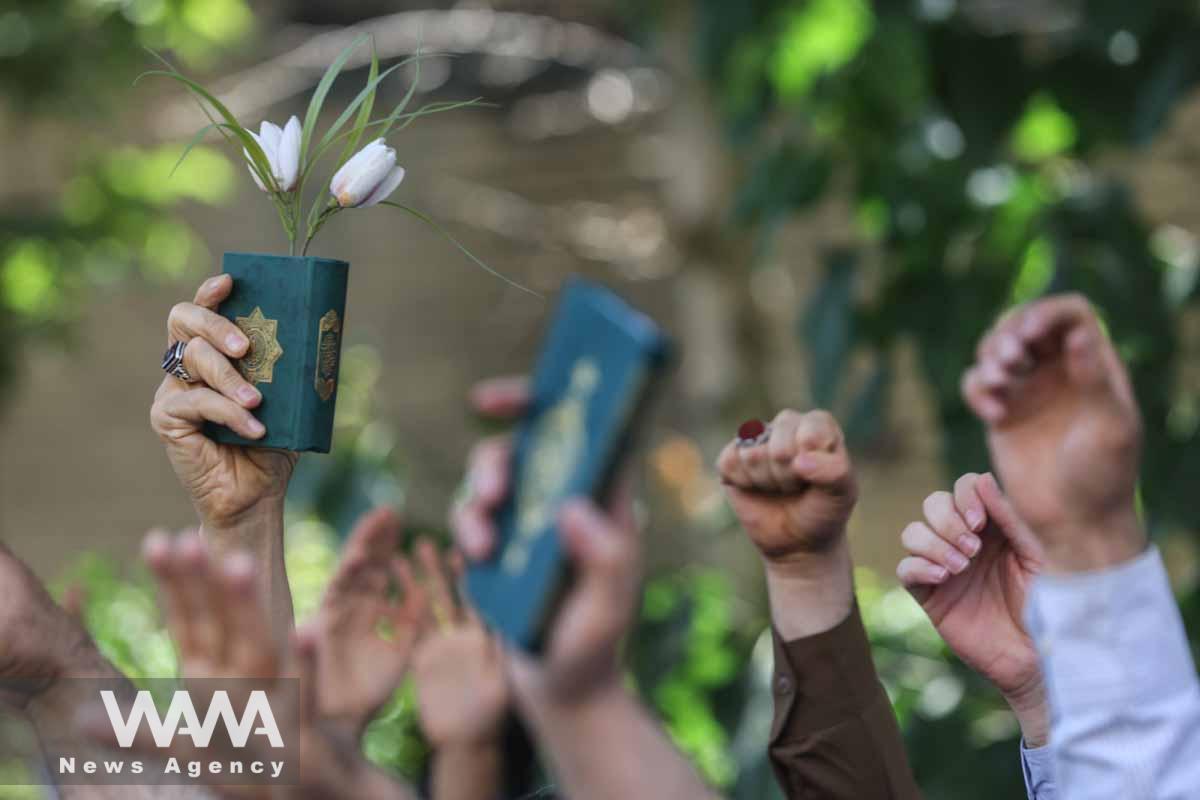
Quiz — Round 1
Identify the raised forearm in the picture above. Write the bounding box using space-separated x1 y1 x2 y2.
513 678 719 800
431 742 503 800
1040 507 1146 574
763 539 854 640
200 498 292 635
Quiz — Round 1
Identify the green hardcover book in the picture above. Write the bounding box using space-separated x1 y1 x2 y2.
204 252 349 453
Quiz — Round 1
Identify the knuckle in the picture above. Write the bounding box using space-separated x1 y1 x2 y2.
807 408 836 426
922 491 948 519
772 408 801 425
954 472 979 494
169 302 190 325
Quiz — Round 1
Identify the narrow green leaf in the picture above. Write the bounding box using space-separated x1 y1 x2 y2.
168 122 219 178
336 44 379 172
300 33 369 171
380 202 542 298
313 61 405 159
137 69 276 191
380 50 423 139
397 98 488 131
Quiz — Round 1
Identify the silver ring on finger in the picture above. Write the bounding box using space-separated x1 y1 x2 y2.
161 340 195 383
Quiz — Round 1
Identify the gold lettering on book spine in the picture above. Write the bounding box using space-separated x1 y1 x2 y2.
502 359 600 575
234 307 283 384
315 310 341 402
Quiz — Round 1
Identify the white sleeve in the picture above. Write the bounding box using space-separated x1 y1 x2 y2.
1020 743 1056 800
1025 546 1200 800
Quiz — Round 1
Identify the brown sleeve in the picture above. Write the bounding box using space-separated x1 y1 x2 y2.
768 603 921 800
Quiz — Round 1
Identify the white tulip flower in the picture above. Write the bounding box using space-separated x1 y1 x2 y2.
330 138 406 208
245 115 301 193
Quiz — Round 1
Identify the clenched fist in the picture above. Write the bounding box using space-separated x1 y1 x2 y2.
717 409 857 561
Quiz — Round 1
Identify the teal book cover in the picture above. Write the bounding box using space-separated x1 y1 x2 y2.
205 252 349 453
465 278 674 651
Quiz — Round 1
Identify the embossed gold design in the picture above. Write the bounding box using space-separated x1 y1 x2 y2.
315 310 341 402
234 307 284 384
502 359 601 574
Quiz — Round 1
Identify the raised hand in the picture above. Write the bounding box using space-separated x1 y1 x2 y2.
452 377 639 700
450 377 717 800
301 508 426 739
454 375 640 698
411 543 508 800
962 294 1144 570
716 409 857 639
896 473 1048 746
92 531 416 800
411 542 508 749
151 273 297 528
716 409 857 559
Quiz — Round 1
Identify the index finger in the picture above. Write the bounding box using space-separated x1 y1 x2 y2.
470 376 530 419
975 473 1044 563
193 274 233 310
1016 293 1098 348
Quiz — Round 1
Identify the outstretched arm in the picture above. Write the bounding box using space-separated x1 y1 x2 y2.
452 377 720 800
716 410 920 799
965 294 1200 798
150 273 298 636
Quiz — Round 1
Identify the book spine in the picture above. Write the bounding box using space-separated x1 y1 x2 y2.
294 258 315 451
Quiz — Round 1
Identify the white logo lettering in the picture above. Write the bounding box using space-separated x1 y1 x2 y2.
100 690 283 749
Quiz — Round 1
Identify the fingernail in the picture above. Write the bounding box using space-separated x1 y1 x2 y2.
966 508 986 531
246 417 265 437
237 385 260 405
931 566 948 582
958 534 981 557
227 333 248 353
948 550 969 574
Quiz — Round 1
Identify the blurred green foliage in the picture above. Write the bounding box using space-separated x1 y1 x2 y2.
0 0 249 403
684 0 1200 796
6 1 1200 799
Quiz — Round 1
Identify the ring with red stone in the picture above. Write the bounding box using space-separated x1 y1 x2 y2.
736 419 770 447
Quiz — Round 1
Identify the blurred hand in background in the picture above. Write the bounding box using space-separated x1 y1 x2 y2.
411 541 508 800
301 507 426 740
962 294 1144 572
451 376 718 800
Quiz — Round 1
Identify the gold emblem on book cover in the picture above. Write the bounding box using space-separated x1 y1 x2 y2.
234 307 283 384
315 310 341 402
503 359 600 574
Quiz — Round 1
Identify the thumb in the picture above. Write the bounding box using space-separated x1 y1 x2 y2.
559 499 636 586
976 473 1044 564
